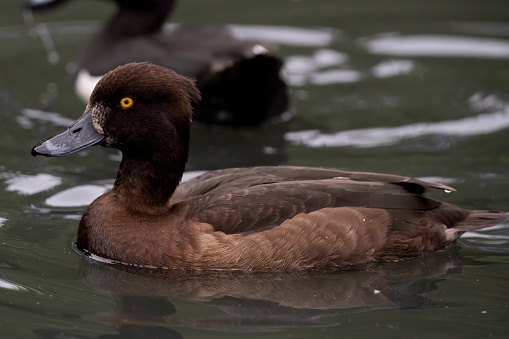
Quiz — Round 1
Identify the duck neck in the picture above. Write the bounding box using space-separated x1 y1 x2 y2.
106 0 176 38
113 142 188 215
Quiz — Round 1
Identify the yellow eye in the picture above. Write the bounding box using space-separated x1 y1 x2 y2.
120 97 134 109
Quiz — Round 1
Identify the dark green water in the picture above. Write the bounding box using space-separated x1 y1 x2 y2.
1 0 509 338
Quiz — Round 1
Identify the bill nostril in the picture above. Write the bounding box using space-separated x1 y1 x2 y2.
72 127 82 134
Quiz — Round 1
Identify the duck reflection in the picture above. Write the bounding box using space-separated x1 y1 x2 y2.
34 245 471 338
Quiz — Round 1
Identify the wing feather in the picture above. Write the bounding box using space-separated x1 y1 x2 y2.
177 174 443 234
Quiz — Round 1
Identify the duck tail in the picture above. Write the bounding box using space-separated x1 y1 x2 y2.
454 210 509 232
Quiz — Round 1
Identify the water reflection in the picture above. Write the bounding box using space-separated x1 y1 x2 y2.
285 53 415 86
362 34 509 59
45 184 109 207
31 246 470 338
285 93 509 148
228 25 338 47
371 59 414 78
0 277 29 292
3 173 61 196
18 108 73 129
284 49 350 86
461 224 509 252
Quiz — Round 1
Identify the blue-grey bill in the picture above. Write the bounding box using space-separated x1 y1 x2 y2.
31 112 106 157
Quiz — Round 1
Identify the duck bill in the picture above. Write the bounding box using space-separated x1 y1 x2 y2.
31 112 106 157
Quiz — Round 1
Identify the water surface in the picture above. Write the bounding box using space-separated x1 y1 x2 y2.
1 0 508 338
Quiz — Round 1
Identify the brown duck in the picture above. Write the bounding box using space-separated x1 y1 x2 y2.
32 62 509 271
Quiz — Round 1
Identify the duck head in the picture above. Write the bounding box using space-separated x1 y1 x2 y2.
32 62 200 161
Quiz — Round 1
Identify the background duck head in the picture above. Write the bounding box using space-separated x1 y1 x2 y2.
26 0 290 127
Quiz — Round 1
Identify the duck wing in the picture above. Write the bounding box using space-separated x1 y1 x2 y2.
173 166 455 234
175 166 454 198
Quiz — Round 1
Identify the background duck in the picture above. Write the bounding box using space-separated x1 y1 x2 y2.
32 62 509 272
26 0 289 127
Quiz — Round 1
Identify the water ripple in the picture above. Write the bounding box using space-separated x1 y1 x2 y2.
0 277 28 292
362 34 509 59
18 108 73 129
1 173 61 196
285 94 509 148
45 185 110 207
